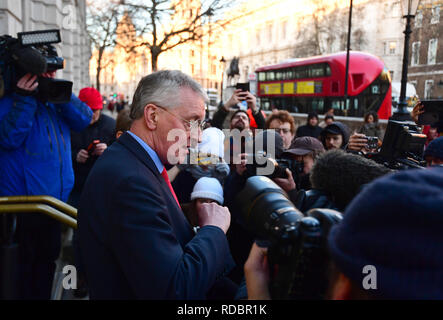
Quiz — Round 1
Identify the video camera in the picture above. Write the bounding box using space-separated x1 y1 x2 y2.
242 130 304 182
244 151 304 180
365 120 427 170
0 29 72 103
236 176 342 299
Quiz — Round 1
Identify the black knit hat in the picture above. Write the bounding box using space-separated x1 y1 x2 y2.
328 166 443 299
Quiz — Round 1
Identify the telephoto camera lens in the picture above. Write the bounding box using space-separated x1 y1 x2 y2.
236 176 343 299
236 175 304 241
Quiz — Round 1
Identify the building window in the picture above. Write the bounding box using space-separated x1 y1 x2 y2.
411 42 420 66
424 80 434 99
384 41 397 55
390 70 394 80
431 5 440 24
191 64 194 74
392 1 400 17
415 10 422 28
212 64 216 75
428 39 438 65
389 41 397 54
267 23 273 42
281 21 287 40
191 50 194 57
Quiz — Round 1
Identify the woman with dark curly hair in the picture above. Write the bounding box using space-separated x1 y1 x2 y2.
358 112 383 140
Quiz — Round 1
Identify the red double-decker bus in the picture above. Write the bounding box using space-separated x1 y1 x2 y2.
255 51 392 119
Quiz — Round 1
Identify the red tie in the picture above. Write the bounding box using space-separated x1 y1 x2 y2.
161 168 181 208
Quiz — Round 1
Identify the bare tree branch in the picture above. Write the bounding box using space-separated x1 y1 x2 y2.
118 0 236 71
86 0 122 91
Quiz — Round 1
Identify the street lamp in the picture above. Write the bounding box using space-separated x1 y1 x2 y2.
392 0 421 121
219 56 226 102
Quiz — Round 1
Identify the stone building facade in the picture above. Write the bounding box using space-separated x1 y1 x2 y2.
408 0 443 99
219 0 410 94
89 0 440 104
0 0 90 94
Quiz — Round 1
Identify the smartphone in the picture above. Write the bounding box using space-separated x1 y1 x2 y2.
239 101 248 111
236 82 250 92
417 100 442 125
87 139 100 155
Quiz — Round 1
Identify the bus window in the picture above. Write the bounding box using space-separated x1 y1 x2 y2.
330 99 345 116
294 66 307 79
325 64 331 76
258 72 266 81
281 70 286 80
259 98 271 110
276 71 283 80
358 70 391 116
312 98 325 113
371 85 380 94
310 64 325 77
286 70 293 79
268 72 275 81
293 97 308 113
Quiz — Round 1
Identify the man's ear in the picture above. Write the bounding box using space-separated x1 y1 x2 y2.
144 104 158 130
330 272 353 300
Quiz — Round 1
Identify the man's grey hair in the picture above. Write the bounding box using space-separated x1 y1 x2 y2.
130 70 209 120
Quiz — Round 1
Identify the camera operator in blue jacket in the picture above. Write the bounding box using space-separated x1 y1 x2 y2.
0 71 92 299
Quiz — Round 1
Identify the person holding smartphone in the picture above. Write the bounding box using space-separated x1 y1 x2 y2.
411 100 443 139
211 86 265 130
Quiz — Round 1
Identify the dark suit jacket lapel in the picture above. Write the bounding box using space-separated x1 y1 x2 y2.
117 132 161 178
117 131 181 210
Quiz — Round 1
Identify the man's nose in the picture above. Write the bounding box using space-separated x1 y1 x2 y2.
188 127 201 147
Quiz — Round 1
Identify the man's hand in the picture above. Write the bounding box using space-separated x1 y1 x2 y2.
242 91 258 113
411 101 424 124
347 133 369 152
92 143 107 156
224 89 246 110
235 153 248 176
197 202 231 234
16 73 38 95
273 169 296 192
244 242 271 300
76 149 89 163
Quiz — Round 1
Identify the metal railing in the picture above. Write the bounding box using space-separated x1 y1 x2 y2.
0 195 77 299
0 195 77 224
